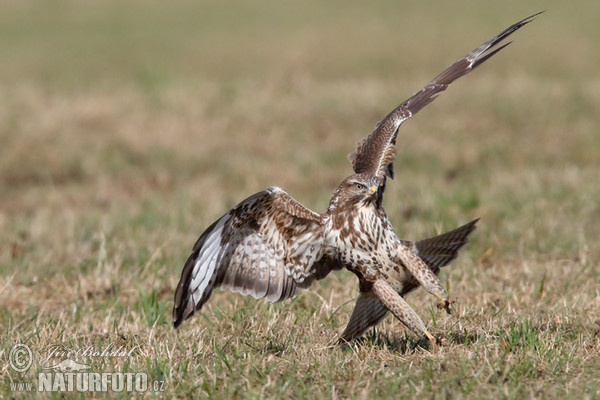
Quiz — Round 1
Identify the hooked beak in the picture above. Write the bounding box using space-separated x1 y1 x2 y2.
369 186 377 196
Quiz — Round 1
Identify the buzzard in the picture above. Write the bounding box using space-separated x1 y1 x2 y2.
173 13 539 344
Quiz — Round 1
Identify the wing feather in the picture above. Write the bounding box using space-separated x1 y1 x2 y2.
173 187 329 328
414 218 479 270
350 12 542 180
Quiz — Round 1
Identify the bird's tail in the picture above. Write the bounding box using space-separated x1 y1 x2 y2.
414 218 479 271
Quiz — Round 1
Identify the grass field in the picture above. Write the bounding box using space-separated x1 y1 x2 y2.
1 1 599 398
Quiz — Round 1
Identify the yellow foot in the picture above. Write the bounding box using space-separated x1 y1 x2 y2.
423 329 441 347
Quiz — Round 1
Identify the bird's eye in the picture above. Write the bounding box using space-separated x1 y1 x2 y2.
355 183 365 191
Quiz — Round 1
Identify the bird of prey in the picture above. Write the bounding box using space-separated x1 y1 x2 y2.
173 13 539 344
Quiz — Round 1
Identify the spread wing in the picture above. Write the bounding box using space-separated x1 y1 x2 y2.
349 12 542 180
173 186 332 328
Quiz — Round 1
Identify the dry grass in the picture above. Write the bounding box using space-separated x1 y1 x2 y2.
1 1 599 398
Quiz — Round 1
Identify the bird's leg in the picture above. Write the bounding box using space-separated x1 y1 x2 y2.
395 243 452 314
371 279 439 345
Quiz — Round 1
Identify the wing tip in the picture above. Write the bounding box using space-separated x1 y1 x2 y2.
470 11 542 70
173 313 185 329
172 249 207 329
172 287 194 329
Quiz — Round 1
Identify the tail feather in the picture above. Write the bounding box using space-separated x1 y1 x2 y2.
415 218 479 270
338 290 388 343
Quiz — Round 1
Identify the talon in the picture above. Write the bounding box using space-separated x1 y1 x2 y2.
436 299 450 314
426 334 443 348
436 298 454 315
424 330 438 347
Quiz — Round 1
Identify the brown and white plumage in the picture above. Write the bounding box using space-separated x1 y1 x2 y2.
173 187 335 328
339 219 479 342
173 14 539 343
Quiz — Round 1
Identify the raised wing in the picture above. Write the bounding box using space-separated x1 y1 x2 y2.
173 187 329 328
349 12 542 180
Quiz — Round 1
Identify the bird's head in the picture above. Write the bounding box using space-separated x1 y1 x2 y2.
328 174 383 211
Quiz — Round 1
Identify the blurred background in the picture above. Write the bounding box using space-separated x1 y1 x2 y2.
0 1 598 396
1 0 597 277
